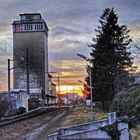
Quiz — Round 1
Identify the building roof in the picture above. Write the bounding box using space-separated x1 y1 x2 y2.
19 13 42 18
12 12 49 31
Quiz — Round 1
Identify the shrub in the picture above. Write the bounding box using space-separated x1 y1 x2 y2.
111 86 140 118
0 99 8 119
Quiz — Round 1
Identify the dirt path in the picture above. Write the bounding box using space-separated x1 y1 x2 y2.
0 109 66 140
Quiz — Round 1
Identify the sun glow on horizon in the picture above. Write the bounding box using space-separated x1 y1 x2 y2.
56 85 84 96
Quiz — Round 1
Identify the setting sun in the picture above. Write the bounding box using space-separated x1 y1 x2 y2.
56 85 84 96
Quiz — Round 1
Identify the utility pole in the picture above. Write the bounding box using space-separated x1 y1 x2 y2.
58 74 61 104
77 53 94 120
26 48 30 95
58 75 60 94
8 59 11 98
90 65 93 116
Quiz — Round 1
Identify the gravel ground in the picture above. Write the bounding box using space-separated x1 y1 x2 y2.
0 109 65 140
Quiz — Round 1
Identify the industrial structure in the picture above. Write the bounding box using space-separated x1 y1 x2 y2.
12 13 56 104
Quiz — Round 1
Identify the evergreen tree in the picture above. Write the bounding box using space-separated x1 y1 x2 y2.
88 8 133 110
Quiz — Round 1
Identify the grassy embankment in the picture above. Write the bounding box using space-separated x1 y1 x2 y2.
36 105 107 140
34 105 140 140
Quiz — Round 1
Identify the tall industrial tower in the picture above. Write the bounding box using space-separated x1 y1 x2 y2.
12 13 49 100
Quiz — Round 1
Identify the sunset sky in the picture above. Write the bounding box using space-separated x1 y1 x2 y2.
0 0 140 94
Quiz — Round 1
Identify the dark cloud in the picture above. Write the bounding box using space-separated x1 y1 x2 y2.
0 0 140 86
51 27 80 37
49 38 90 61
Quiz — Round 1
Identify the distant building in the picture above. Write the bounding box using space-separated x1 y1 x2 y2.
0 90 29 116
12 13 51 103
47 74 57 104
11 89 29 111
57 93 80 104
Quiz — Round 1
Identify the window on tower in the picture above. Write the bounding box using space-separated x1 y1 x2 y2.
26 15 33 21
40 24 43 30
25 24 27 31
14 23 45 32
15 24 23 31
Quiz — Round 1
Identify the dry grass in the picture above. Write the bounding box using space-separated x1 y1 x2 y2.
35 105 140 140
130 124 140 140
36 105 107 140
60 105 107 126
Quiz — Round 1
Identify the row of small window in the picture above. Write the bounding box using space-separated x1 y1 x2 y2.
15 24 44 31
25 24 32 30
35 24 43 30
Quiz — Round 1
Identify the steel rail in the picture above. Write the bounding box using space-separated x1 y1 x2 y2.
0 106 69 128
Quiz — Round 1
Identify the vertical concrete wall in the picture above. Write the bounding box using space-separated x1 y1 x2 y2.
14 91 29 111
108 112 116 124
44 33 49 99
118 123 129 140
58 119 108 135
58 129 111 140
13 32 48 99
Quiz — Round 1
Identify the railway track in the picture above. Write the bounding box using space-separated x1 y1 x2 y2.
0 106 70 140
0 107 46 127
0 106 69 128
